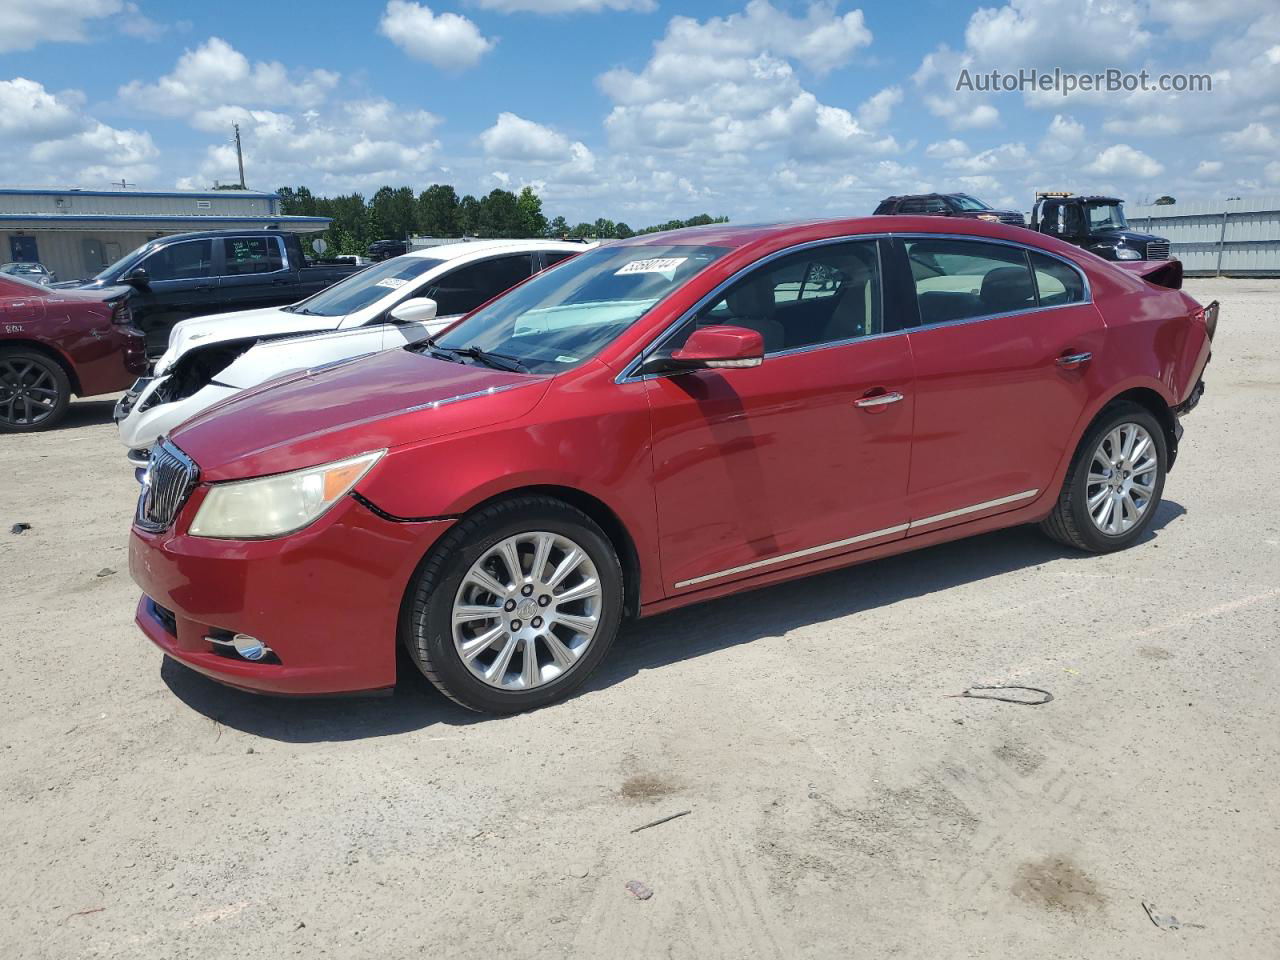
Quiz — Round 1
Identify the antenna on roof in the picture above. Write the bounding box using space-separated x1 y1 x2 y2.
112 178 135 190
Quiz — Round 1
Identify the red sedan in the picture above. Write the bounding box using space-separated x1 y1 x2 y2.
1 274 146 431
129 217 1214 712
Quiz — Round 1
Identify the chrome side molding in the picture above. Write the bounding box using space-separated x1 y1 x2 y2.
674 488 1040 589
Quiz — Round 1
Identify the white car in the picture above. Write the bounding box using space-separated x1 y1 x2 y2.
114 239 587 466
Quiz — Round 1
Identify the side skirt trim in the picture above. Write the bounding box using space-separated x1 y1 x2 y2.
671 488 1039 590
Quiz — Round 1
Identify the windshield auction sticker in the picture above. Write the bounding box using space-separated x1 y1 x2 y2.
616 257 687 275
375 277 409 289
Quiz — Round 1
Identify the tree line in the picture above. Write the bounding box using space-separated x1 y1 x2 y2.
275 184 728 255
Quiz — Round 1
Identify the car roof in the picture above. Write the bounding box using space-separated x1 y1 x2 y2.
612 216 1069 254
401 238 590 262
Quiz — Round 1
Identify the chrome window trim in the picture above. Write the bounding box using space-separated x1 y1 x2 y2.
616 231 1091 384
672 487 1041 590
215 234 290 279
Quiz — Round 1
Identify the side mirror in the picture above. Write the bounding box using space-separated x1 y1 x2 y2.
389 296 438 324
641 324 765 375
124 267 149 288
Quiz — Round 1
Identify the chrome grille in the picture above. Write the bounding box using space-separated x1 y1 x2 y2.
999 213 1026 226
135 441 198 533
1146 241 1171 260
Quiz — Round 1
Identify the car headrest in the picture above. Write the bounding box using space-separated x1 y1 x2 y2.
981 266 1035 313
725 277 774 318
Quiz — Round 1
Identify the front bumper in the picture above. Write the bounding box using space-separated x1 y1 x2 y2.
129 492 453 695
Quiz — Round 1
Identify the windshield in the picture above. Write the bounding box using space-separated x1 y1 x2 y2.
951 195 992 212
1087 202 1128 231
432 244 729 374
288 256 443 317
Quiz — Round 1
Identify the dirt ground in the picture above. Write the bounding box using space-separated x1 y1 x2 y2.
2 278 1278 959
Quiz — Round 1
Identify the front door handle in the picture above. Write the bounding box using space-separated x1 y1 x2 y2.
1056 351 1092 369
854 391 904 409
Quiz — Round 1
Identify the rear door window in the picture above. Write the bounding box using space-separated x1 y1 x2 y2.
1028 251 1085 306
904 239 1036 323
222 237 284 275
898 198 926 214
429 254 535 316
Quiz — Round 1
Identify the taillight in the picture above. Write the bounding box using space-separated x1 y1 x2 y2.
111 298 133 326
1201 300 1218 340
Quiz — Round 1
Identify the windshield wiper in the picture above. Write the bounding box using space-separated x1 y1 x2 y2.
448 346 530 373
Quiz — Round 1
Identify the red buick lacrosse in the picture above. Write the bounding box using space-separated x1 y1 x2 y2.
130 217 1214 712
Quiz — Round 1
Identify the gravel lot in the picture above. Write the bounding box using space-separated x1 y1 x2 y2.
2 277 1278 959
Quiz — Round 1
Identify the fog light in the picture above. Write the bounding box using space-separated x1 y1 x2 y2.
232 634 268 661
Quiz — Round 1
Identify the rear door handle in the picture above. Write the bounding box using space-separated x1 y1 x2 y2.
854 391 904 408
1056 351 1093 370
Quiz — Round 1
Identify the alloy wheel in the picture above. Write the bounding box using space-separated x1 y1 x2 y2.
451 531 603 691
1086 422 1158 536
0 358 60 427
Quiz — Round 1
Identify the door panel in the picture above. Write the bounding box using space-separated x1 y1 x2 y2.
647 336 914 593
906 303 1103 527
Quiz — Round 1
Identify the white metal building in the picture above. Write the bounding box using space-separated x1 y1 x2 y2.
0 188 331 282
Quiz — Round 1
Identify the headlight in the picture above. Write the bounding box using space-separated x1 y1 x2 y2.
1115 248 1142 260
189 450 385 539
977 214 1001 222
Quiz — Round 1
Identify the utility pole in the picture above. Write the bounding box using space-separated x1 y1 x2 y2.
233 123 246 189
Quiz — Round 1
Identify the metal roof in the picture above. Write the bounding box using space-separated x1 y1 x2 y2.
0 187 280 200
0 214 329 224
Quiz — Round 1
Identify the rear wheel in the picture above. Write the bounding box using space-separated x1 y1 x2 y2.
1040 402 1167 552
402 496 624 713
0 349 71 432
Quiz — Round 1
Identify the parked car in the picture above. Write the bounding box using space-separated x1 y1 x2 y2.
874 193 1025 226
114 239 585 468
1 273 146 432
55 230 362 355
0 261 56 285
367 240 408 261
129 217 1215 713
1031 192 1171 261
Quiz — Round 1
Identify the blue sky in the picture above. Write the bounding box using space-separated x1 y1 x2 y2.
2 0 1277 225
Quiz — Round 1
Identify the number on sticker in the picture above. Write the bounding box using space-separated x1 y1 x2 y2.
615 258 688 276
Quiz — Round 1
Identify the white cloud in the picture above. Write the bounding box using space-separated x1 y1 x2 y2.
1193 160 1223 177
926 138 969 159
1038 114 1085 162
858 86 902 128
0 78 157 185
964 0 1150 70
945 142 1032 174
481 113 575 161
119 37 338 113
1222 122 1279 154
1085 143 1164 178
378 0 495 70
0 0 121 53
472 0 654 12
0 78 85 140
598 1 881 163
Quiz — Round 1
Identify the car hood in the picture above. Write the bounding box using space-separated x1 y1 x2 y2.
156 305 334 372
170 347 550 482
1089 229 1166 245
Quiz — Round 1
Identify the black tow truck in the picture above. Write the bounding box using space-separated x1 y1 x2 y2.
1030 192 1172 262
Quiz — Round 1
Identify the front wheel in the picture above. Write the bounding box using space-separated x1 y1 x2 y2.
402 496 624 713
1040 402 1167 552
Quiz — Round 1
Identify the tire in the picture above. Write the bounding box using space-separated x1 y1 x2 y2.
1040 402 1167 552
402 496 624 714
0 348 72 433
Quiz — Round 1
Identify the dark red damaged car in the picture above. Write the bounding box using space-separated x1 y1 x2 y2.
1 274 146 431
129 216 1215 713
